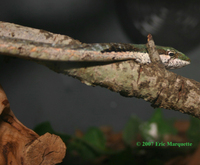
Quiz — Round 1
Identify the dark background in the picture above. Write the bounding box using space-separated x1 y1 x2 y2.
0 0 199 134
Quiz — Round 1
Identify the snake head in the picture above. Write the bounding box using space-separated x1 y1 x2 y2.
156 46 191 69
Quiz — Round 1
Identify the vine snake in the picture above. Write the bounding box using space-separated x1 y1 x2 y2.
0 36 190 70
71 42 191 69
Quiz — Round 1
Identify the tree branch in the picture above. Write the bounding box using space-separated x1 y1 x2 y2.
0 21 199 119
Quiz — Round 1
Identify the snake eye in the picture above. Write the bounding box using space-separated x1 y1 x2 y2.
167 51 175 56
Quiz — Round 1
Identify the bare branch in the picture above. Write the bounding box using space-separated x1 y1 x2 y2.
0 21 199 119
0 21 81 45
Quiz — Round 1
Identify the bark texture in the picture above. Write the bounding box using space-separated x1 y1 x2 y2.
0 21 199 119
0 86 66 165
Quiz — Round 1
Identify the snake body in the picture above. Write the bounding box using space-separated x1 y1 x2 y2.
0 36 190 69
64 42 191 69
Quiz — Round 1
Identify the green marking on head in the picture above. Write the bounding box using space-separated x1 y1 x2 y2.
156 46 191 62
130 44 190 62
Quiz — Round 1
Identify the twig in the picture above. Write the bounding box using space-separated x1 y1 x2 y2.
146 34 165 69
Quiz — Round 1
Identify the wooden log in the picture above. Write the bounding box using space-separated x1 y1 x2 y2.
0 85 66 165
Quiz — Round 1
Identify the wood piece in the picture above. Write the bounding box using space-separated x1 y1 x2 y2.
0 85 66 164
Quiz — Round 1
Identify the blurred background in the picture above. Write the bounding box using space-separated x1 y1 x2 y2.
0 0 199 134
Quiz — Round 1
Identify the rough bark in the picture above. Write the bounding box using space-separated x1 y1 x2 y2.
0 21 199 119
0 86 66 164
